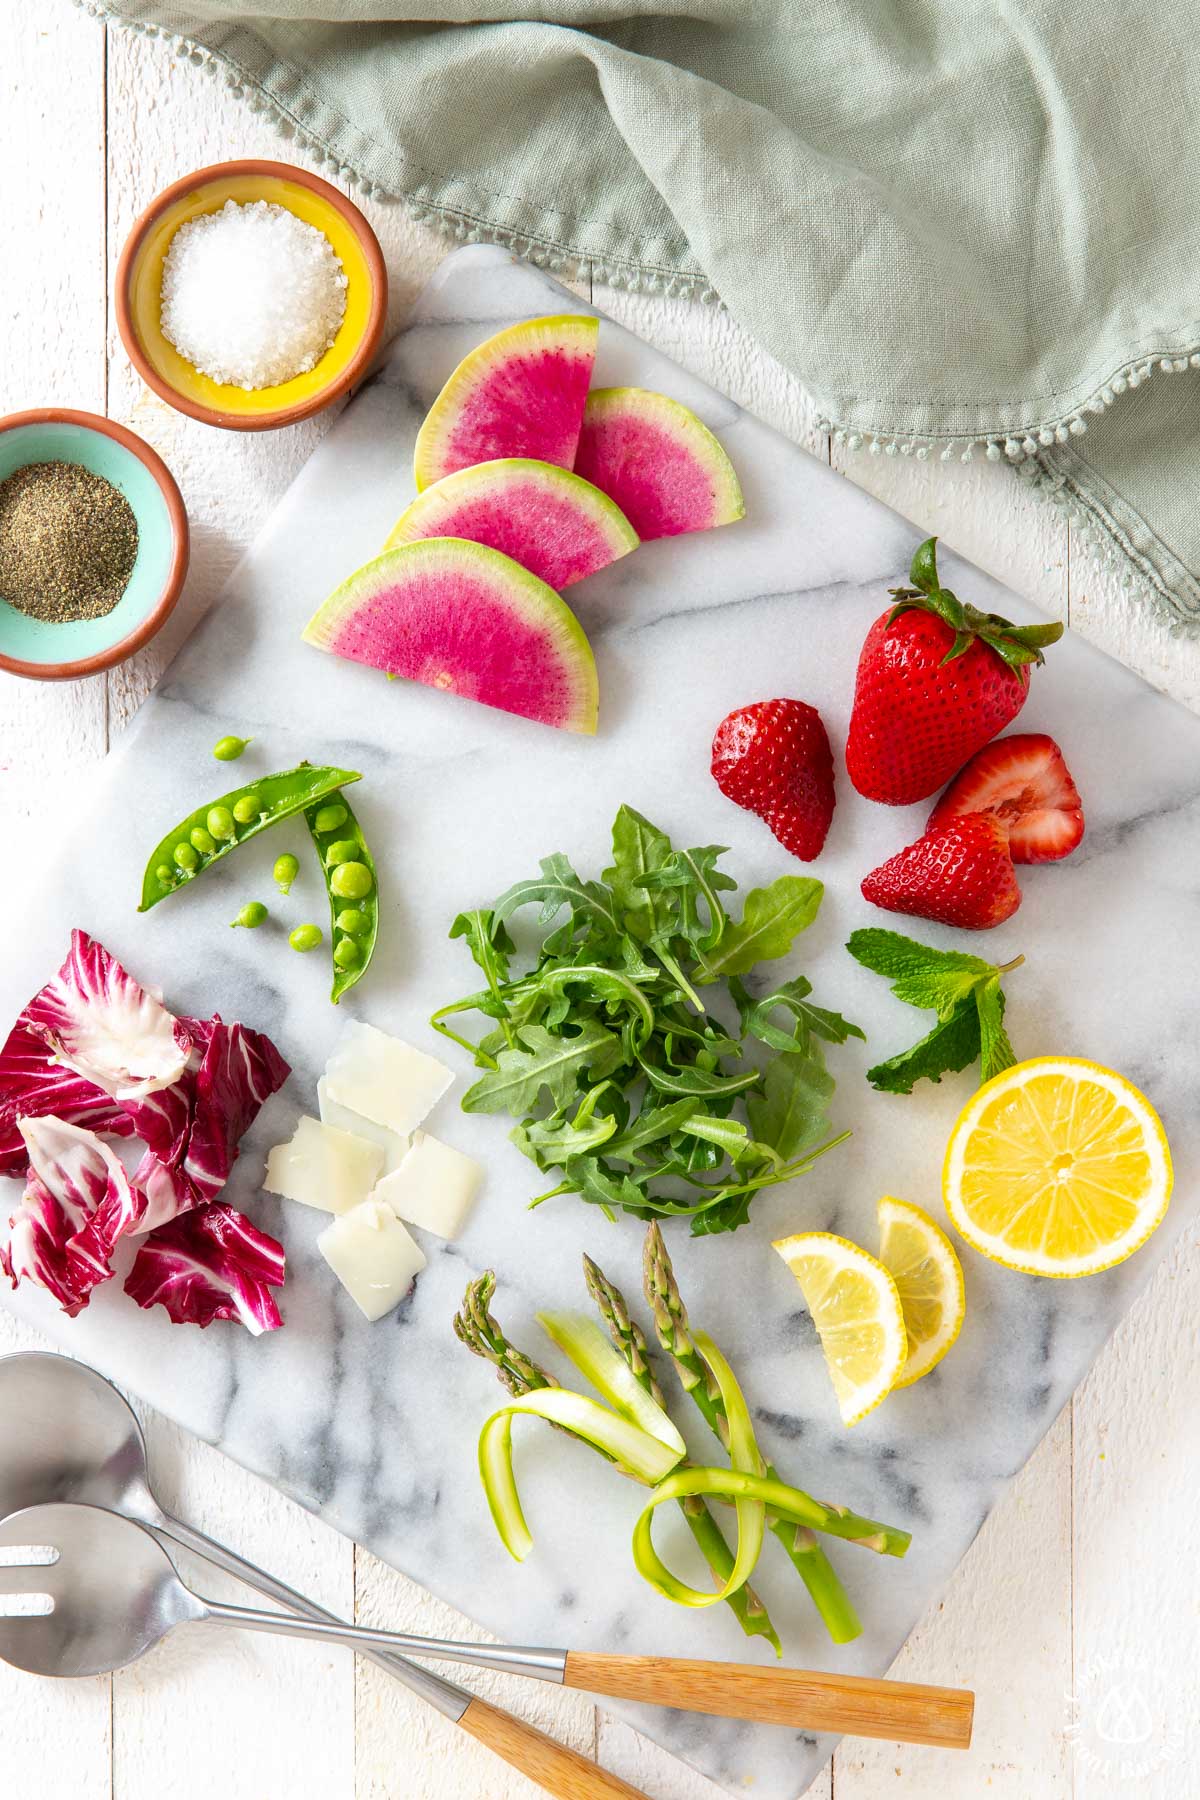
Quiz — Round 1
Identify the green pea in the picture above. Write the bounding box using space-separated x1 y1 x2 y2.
274 852 300 895
330 861 373 900
335 908 367 935
232 795 260 826
289 923 323 953
333 937 361 970
173 842 199 873
213 735 251 762
231 901 269 930
324 839 360 868
313 802 348 835
207 805 235 841
155 863 174 886
190 827 217 856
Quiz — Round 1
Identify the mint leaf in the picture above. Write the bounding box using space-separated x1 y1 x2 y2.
747 1051 834 1160
866 1002 982 1095
463 1021 624 1115
700 876 823 979
976 979 1016 1083
847 928 993 1014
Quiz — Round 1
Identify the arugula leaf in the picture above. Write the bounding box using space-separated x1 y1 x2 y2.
848 926 1024 1094
603 806 673 944
512 1111 619 1167
747 1052 834 1160
463 1021 624 1115
640 845 736 954
865 1001 982 1095
732 975 865 1055
699 876 824 980
494 854 620 939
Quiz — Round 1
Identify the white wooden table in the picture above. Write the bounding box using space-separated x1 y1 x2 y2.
3 7 1199 1795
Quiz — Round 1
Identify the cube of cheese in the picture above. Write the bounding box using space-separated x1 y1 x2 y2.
263 1116 384 1215
323 1020 453 1136
373 1132 482 1241
317 1075 410 1175
317 1200 427 1322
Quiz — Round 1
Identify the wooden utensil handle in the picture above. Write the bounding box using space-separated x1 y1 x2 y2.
563 1653 974 1750
458 1696 653 1799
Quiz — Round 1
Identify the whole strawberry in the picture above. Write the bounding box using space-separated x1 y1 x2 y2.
846 538 1063 805
712 698 835 861
861 813 1021 930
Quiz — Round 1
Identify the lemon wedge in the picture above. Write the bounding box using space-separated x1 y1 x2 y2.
876 1196 965 1386
943 1056 1172 1278
772 1231 907 1425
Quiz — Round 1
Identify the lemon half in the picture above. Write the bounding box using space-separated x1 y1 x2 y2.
943 1057 1172 1279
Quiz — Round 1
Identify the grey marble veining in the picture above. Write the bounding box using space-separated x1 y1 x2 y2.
3 246 1198 1798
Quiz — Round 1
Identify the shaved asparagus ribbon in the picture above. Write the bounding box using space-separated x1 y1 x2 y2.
477 1310 866 1614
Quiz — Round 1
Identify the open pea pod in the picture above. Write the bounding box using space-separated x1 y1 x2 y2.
139 764 361 912
303 790 379 1003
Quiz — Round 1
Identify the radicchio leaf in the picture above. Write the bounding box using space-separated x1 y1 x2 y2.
0 1019 133 1177
22 930 191 1101
124 1203 285 1335
2 1116 147 1314
183 1022 291 1204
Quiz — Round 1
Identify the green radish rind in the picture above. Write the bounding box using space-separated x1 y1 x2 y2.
303 788 378 1005
138 764 362 913
382 457 639 580
301 538 600 736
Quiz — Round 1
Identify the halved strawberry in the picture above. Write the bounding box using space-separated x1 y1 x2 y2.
861 813 1021 930
928 733 1084 864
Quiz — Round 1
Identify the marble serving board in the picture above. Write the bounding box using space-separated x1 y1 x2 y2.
4 245 1199 1800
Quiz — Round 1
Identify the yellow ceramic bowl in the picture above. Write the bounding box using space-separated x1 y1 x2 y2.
116 160 388 432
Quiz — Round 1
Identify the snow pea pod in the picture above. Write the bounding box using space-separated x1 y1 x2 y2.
303 789 378 1003
138 764 361 912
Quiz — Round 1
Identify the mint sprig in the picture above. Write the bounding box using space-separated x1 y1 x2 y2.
846 927 1022 1094
435 805 859 1236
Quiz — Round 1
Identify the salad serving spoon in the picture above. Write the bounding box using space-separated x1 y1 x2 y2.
0 1353 973 1749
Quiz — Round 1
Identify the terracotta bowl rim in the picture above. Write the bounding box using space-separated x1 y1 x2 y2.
0 406 190 682
114 157 389 433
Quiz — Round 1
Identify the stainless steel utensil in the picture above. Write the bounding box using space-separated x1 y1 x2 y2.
0 1354 974 1752
0 1356 652 1800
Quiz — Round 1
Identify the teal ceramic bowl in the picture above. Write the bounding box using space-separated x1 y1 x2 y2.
0 409 188 680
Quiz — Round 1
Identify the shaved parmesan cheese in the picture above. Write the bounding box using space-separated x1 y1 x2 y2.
317 1199 426 1321
373 1132 482 1241
263 1116 383 1215
317 1075 409 1174
323 1021 453 1137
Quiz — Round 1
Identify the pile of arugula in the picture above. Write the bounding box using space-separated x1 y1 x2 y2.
433 805 861 1235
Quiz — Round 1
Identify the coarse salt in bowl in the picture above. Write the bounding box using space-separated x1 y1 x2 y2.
116 161 388 432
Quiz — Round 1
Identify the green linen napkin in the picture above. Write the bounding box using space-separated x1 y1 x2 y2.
86 0 1200 622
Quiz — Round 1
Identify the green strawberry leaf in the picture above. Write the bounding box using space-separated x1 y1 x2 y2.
698 876 823 980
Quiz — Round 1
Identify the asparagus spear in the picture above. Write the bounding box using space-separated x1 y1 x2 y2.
644 1223 910 1558
456 1271 781 1653
582 1254 782 1656
644 1225 874 1645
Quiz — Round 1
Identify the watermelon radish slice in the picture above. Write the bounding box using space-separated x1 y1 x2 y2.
573 387 744 541
383 459 638 590
302 538 599 735
413 315 599 491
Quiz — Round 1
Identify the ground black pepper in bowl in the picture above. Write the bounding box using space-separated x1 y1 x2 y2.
0 460 139 623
